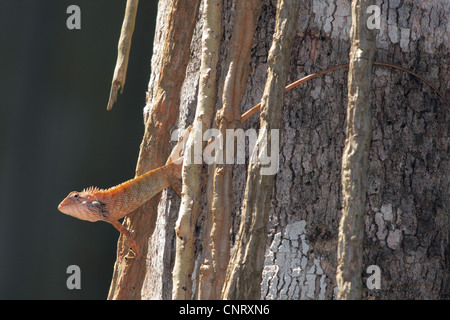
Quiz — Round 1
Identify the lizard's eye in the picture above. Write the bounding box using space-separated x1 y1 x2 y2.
70 192 80 199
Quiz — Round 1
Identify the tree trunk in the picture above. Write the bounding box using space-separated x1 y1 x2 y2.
109 0 200 300
221 0 300 300
172 0 222 300
140 0 449 299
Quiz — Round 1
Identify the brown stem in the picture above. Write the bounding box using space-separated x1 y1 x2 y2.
107 0 139 111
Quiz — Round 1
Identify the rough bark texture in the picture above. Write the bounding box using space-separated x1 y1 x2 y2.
142 0 449 299
172 0 222 300
221 0 300 300
198 0 261 300
108 0 200 300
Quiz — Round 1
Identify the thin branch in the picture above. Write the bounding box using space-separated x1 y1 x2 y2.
172 0 222 300
221 0 300 300
336 0 376 300
198 0 261 300
107 0 139 111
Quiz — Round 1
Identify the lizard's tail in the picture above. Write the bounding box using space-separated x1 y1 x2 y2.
240 62 449 123
166 125 192 165
166 125 192 197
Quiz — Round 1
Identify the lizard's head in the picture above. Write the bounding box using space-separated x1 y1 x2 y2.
58 190 107 222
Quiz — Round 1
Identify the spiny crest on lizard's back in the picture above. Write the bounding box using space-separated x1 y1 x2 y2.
82 186 101 193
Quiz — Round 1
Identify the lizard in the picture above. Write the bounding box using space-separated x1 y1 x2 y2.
58 125 190 255
58 62 449 256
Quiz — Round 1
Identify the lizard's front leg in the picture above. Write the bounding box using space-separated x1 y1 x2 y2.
108 219 139 257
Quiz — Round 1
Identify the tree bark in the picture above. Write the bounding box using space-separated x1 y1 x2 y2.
172 0 222 300
108 0 200 300
139 0 449 299
198 0 262 300
221 0 300 300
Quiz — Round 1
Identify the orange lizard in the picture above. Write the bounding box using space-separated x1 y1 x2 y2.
58 62 448 255
58 126 190 255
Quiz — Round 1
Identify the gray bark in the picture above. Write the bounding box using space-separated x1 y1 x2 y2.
141 0 450 300
221 0 300 300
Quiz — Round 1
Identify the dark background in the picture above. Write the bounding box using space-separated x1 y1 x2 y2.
0 0 158 299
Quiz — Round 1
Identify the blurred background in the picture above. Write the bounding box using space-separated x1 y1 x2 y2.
0 0 158 299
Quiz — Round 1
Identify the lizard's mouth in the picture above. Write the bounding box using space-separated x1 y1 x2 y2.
58 198 70 213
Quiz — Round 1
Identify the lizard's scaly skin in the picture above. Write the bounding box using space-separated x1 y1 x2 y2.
58 125 190 255
58 161 182 221
92 161 181 221
58 161 182 255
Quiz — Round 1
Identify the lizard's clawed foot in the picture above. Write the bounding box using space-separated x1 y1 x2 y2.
128 237 140 258
109 219 140 258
